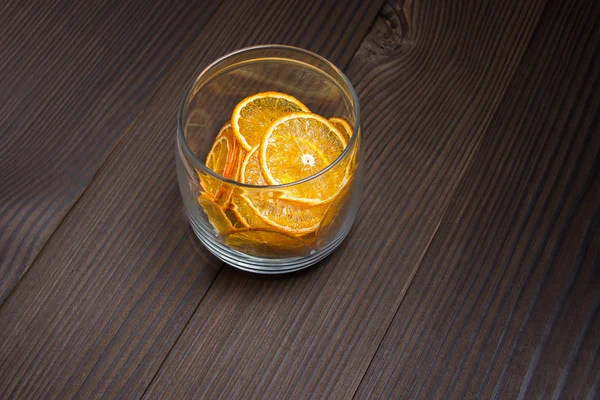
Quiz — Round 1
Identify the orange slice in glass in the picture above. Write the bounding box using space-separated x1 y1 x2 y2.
238 193 329 235
204 124 231 176
260 112 346 184
259 112 348 205
232 91 309 152
329 117 353 141
197 192 249 235
315 173 354 247
239 146 268 186
225 229 308 257
200 123 242 206
197 195 233 235
225 206 250 229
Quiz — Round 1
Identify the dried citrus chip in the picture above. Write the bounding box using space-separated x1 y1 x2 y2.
329 117 353 141
230 194 271 229
240 193 329 235
239 146 268 185
260 112 346 184
204 124 231 177
225 206 250 229
232 91 309 152
199 92 360 257
281 136 357 207
225 229 308 257
199 123 243 206
315 173 354 247
197 195 232 235
258 112 348 204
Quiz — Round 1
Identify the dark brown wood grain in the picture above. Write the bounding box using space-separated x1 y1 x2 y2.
0 1 385 398
0 0 222 304
354 0 600 398
3 0 595 399
141 1 551 398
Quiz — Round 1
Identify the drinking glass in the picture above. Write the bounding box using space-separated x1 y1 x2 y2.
176 45 363 273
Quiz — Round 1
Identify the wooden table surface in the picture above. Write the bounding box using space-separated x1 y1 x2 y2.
1 0 599 398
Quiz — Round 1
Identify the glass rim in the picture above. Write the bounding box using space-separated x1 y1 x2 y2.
177 44 361 189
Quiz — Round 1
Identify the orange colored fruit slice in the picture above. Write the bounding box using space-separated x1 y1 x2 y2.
259 112 348 204
232 91 309 152
197 195 233 235
315 173 354 247
260 112 346 184
225 229 308 257
225 206 250 229
329 117 353 141
239 193 329 235
230 194 270 229
200 123 243 206
198 92 360 257
239 146 268 186
204 124 231 177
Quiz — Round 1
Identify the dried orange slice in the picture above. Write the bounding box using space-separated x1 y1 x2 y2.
198 91 360 257
197 195 233 235
200 123 243 206
239 146 268 186
315 173 354 247
258 112 348 204
204 124 231 177
329 117 353 141
232 91 309 152
230 194 270 229
239 193 329 235
218 123 245 182
225 206 250 229
198 191 249 234
260 112 346 184
225 229 308 257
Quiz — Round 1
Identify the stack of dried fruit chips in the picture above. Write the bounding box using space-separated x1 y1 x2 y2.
197 91 357 257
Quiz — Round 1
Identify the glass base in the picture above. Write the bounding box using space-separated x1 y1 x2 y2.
189 214 353 274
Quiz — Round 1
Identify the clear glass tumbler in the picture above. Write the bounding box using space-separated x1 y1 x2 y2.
176 45 363 273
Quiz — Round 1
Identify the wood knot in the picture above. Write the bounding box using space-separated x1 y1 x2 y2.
364 0 411 56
